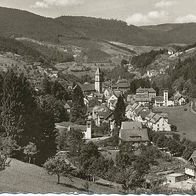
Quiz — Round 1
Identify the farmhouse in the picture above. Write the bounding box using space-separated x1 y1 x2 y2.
119 121 149 147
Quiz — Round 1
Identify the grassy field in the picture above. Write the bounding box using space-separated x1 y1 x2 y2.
156 105 196 141
0 159 121 193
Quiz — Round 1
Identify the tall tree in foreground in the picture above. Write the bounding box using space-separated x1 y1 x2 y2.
35 99 57 165
1 69 36 148
114 95 126 127
70 84 86 124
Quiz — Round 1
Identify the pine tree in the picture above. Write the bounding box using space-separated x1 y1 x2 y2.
114 95 126 127
70 84 87 124
35 99 57 165
1 69 36 147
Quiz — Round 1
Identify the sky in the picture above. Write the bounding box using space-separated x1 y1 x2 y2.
1 0 196 26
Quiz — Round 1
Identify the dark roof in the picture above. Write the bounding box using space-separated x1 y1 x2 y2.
112 81 130 89
150 114 162 124
146 112 156 121
136 87 156 94
119 122 149 142
121 121 142 130
93 105 112 119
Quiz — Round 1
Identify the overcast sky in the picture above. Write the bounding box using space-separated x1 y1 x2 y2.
1 0 196 26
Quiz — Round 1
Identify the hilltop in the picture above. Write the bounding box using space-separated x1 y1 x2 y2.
1 7 196 46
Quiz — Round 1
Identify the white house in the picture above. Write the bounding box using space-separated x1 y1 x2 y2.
107 94 118 110
174 92 186 106
103 88 113 100
149 114 171 132
125 103 140 120
145 112 171 132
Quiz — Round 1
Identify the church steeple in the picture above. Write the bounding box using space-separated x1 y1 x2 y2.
95 67 102 93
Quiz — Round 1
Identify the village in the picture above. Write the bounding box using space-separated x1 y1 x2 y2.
52 67 196 192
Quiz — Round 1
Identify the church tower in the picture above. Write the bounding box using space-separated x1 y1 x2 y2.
95 67 102 93
163 90 168 107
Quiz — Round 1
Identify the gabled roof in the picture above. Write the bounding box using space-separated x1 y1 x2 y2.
113 89 123 98
146 112 156 121
119 122 149 142
150 114 162 124
136 87 156 94
93 105 112 119
121 121 142 130
64 103 71 109
189 151 196 165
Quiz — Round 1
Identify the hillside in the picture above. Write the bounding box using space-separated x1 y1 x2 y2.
1 7 196 46
0 159 120 193
0 7 79 42
141 23 196 45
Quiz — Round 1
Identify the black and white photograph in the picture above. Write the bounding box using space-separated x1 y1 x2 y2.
0 0 196 194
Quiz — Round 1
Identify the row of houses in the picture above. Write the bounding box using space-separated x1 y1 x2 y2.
126 103 171 132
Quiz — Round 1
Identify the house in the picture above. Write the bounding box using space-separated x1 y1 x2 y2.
125 103 140 120
145 112 156 128
146 113 171 132
185 151 196 178
174 92 186 106
134 107 150 124
55 122 90 139
64 102 71 113
166 173 187 184
134 87 156 106
92 104 113 127
84 97 89 107
103 88 113 100
127 94 135 104
107 94 118 110
107 90 123 110
112 78 130 93
136 87 156 101
119 121 149 147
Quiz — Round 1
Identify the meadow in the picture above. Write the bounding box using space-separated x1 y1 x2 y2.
156 105 196 142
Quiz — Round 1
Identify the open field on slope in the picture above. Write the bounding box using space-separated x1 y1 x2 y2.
155 105 196 141
0 159 121 193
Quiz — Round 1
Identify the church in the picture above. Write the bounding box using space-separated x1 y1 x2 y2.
81 67 103 96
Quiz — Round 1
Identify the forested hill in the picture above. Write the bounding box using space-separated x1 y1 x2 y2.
56 16 149 45
0 7 80 42
1 6 196 46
